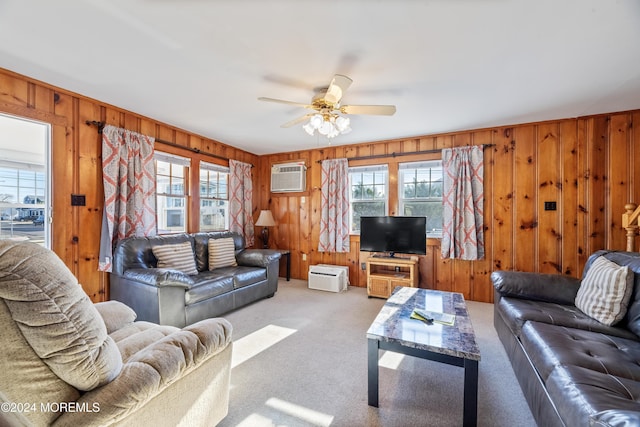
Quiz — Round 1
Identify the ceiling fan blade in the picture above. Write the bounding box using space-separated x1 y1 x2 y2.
323 74 353 104
281 114 312 128
340 104 396 116
258 97 311 108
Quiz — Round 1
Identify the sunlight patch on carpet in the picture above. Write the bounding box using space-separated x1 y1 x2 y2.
232 324 297 368
265 397 334 426
379 350 405 369
234 413 275 427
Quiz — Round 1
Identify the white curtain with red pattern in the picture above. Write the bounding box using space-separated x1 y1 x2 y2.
98 125 156 272
229 159 254 247
441 145 485 260
319 158 350 253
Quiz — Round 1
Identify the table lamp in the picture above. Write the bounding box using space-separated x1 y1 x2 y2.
255 210 276 248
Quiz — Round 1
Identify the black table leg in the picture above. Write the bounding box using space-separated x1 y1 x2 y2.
285 252 290 281
463 358 478 427
368 338 379 407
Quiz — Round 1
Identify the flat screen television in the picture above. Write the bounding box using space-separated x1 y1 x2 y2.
360 216 427 256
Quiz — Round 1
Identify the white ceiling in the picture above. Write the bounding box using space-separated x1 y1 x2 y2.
1 0 639 155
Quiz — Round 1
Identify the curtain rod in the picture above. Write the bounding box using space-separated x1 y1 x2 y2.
85 120 253 167
315 143 496 164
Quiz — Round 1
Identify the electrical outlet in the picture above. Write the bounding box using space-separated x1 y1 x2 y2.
544 201 557 211
302 254 307 261
361 262 366 270
71 194 86 206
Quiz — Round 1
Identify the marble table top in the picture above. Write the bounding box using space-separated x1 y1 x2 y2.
366 287 481 361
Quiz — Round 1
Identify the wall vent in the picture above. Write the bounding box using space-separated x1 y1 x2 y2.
271 162 306 192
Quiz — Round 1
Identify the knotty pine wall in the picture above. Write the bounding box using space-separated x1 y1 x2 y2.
0 68 258 302
2 67 639 303
259 112 640 302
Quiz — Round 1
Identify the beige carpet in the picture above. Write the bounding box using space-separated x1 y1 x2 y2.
219 279 536 427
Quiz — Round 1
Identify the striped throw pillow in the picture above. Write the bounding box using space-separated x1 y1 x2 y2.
209 238 237 270
152 242 198 275
575 256 634 326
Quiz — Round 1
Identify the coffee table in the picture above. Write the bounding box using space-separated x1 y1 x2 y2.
366 287 481 427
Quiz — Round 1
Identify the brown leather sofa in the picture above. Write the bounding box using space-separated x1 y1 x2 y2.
492 250 640 427
110 231 281 328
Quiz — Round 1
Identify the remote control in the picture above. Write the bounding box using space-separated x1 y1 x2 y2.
413 309 434 322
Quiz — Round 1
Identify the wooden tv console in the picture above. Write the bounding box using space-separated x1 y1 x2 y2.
366 256 419 299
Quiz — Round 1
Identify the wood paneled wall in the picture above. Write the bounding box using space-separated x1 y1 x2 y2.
0 68 258 302
2 67 639 303
260 112 640 302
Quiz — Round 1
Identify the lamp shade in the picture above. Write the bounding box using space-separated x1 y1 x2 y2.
255 210 276 227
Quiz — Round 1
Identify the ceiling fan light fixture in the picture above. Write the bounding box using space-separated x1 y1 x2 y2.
303 122 315 135
302 112 351 139
319 121 333 135
309 114 323 128
335 116 350 131
327 127 340 138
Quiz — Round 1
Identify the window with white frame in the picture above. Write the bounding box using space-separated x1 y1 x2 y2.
155 152 189 234
399 160 443 236
349 165 388 233
199 161 229 231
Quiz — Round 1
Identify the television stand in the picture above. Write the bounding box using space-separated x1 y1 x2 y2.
366 256 419 299
371 252 399 259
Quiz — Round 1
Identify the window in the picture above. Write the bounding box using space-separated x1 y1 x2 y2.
199 161 229 231
399 161 443 235
0 114 50 247
155 152 189 234
349 165 388 233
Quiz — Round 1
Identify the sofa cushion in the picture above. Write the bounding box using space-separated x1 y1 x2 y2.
0 241 122 391
152 241 198 275
520 321 640 383
113 233 193 274
214 265 267 289
497 296 638 341
575 256 634 326
185 275 235 305
209 238 238 270
546 364 640 427
491 270 582 305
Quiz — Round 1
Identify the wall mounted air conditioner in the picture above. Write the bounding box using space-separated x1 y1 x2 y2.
271 162 306 192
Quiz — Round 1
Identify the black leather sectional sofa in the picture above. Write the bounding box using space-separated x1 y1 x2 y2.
492 250 640 426
110 231 281 328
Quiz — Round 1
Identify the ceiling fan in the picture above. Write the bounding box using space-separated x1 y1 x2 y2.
258 74 396 137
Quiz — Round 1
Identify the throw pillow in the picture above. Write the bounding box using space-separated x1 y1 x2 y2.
152 242 198 275
575 256 634 326
209 238 238 270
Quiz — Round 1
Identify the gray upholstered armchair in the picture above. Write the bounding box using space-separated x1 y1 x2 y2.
0 240 232 427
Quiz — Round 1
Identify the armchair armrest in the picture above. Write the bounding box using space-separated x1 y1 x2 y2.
94 301 137 334
491 270 581 305
123 268 194 288
54 318 232 426
236 249 281 268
